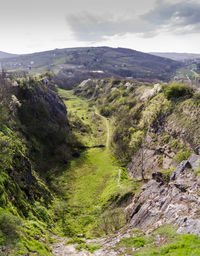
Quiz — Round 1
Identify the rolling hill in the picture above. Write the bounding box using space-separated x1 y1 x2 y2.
0 50 18 59
150 52 200 61
1 47 181 85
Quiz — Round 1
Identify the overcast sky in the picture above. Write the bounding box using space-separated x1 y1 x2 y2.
0 0 200 54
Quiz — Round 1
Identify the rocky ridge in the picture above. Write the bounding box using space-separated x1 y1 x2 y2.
125 153 200 236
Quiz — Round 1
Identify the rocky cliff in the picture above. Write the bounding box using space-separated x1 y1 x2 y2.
74 78 200 242
75 79 199 177
125 153 200 235
15 75 79 173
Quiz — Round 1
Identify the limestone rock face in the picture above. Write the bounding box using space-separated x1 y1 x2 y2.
170 160 190 180
79 79 94 88
188 154 200 170
125 158 200 235
140 83 161 101
127 135 176 180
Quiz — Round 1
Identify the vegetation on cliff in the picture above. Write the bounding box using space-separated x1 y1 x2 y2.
1 72 200 255
74 79 199 177
0 73 81 255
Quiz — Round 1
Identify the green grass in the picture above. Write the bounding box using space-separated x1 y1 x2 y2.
0 214 53 256
54 89 141 237
154 225 177 241
67 148 119 207
134 234 200 256
119 235 154 248
58 89 106 146
66 237 86 245
75 243 101 253
58 89 91 124
115 225 200 256
54 146 122 236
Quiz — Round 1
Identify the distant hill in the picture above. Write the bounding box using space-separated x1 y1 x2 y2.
0 51 18 59
1 47 181 84
150 52 200 61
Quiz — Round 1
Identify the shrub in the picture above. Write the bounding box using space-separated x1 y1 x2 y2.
154 225 177 240
99 106 110 117
193 92 200 105
99 209 126 235
160 169 175 182
33 202 51 225
108 90 120 102
119 235 153 248
75 243 101 253
66 237 85 245
165 83 193 99
0 211 22 244
129 130 145 152
173 150 191 164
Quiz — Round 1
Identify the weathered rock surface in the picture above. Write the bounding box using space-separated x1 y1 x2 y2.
51 229 133 256
127 132 176 180
125 157 200 236
170 160 190 180
188 154 200 170
79 79 95 88
140 83 161 101
51 236 90 256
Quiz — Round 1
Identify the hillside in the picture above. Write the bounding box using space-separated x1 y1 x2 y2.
0 47 181 87
150 52 200 61
0 73 82 255
1 74 200 255
54 79 200 255
0 51 18 59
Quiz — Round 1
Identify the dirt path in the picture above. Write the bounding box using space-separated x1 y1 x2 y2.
50 104 126 256
94 110 110 147
50 236 90 256
50 227 132 256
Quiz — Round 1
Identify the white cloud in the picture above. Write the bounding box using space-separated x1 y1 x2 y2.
0 0 199 53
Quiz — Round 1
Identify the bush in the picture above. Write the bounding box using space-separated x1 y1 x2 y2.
99 106 110 117
75 243 101 253
33 202 51 225
0 212 22 245
66 237 85 245
99 209 126 235
119 235 153 248
129 130 145 153
165 83 193 99
154 225 177 240
160 169 175 182
173 150 191 164
108 90 120 102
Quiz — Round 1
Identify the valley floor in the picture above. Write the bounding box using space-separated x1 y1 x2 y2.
50 89 200 256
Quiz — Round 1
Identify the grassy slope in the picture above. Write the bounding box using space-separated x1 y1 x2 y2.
56 89 139 237
116 225 200 256
59 89 106 146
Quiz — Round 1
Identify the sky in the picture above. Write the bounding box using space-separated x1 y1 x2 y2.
0 0 200 54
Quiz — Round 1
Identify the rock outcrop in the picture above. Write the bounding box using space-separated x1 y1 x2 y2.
15 78 76 172
125 155 200 235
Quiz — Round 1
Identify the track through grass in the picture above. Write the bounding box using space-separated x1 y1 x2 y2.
56 89 134 236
